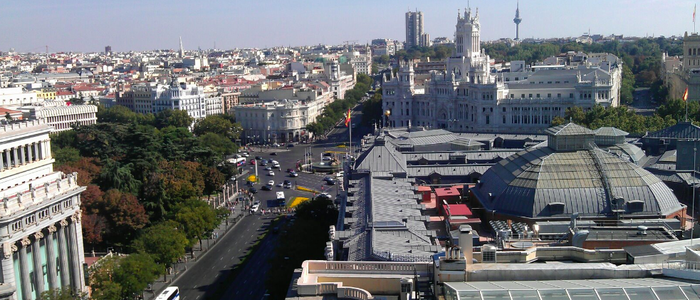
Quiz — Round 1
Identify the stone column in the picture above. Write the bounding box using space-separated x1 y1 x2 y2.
68 216 82 291
27 144 33 163
31 232 45 298
45 226 58 290
57 220 70 287
44 141 51 159
12 147 18 168
0 149 4 170
1 242 16 295
19 145 25 165
18 238 31 300
34 143 40 160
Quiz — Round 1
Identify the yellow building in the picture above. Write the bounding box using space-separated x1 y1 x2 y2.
35 88 56 100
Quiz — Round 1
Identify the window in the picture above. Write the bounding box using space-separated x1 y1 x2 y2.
570 93 574 99
11 221 21 232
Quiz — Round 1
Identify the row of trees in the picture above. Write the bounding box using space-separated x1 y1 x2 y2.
305 73 373 136
51 107 241 299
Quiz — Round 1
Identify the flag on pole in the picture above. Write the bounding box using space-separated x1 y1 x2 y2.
344 109 351 127
695 4 697 23
684 87 689 102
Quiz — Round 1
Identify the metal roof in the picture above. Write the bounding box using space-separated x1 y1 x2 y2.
594 127 629 137
473 146 684 219
445 278 700 300
545 122 595 136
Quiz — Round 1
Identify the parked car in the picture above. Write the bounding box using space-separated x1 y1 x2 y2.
248 187 258 194
283 180 292 188
268 171 275 176
261 185 272 191
276 182 283 187
264 166 272 171
268 180 275 186
289 171 299 177
270 152 277 156
255 156 263 160
241 152 249 157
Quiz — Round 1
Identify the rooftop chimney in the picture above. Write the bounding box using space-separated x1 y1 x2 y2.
459 225 473 264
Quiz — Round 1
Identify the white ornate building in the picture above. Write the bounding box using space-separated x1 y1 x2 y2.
383 8 622 133
0 120 87 300
235 99 323 144
21 105 98 132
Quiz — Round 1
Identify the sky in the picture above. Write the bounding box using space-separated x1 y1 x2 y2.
0 0 697 53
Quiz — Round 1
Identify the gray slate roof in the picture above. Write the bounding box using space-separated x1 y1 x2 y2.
644 121 700 139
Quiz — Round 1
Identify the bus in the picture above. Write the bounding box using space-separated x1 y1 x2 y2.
155 286 180 300
228 157 247 167
276 191 285 206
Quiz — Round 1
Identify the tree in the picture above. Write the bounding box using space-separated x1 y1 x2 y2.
89 256 122 300
192 115 234 138
133 220 188 279
113 253 162 299
97 159 141 194
154 109 193 129
40 287 87 300
53 147 81 167
202 166 225 200
102 189 149 244
173 200 218 253
198 132 236 160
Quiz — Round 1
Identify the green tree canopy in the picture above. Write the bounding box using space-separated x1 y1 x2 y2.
154 109 193 129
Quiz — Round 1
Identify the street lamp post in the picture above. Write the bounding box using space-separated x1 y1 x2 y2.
384 110 391 129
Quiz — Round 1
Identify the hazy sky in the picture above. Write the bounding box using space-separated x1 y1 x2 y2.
1 0 696 53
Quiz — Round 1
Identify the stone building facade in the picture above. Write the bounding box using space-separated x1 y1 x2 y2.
383 8 622 133
0 120 86 300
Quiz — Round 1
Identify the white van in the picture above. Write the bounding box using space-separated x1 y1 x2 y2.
276 191 285 201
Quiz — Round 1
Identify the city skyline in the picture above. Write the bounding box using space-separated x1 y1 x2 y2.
1 0 697 53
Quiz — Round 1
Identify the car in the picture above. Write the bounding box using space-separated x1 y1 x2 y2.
248 187 258 194
241 152 249 157
336 171 345 178
264 166 272 171
326 179 336 185
261 185 273 191
289 171 299 177
287 143 295 147
268 180 275 186
315 193 332 200
283 180 292 188
273 163 281 169
268 171 275 176
250 160 256 165
286 168 295 173
270 152 277 156
322 156 332 162
323 176 334 182
276 183 283 187
255 156 263 160
268 159 275 163
272 143 280 147
251 203 260 213
260 161 268 166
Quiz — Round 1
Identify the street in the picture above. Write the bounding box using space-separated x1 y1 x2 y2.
170 102 368 300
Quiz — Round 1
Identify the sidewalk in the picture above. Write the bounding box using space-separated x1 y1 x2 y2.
144 198 246 299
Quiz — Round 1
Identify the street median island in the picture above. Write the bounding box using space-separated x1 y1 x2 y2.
296 186 321 194
288 197 310 208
